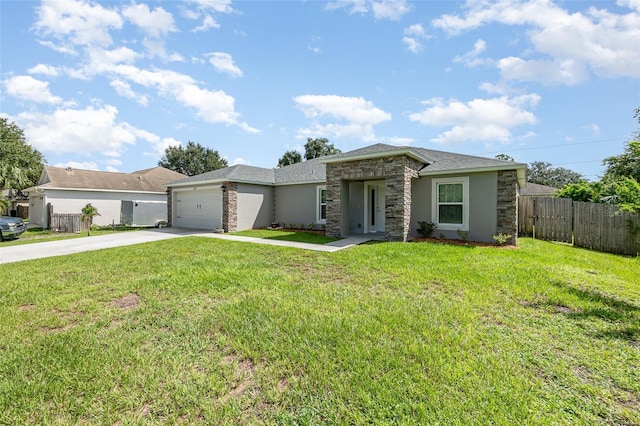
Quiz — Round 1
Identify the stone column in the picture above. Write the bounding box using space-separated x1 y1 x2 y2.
384 157 421 242
325 164 342 238
166 189 172 227
497 170 518 245
222 182 238 232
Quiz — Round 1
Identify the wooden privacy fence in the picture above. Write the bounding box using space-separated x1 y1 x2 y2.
46 203 89 233
518 197 640 256
49 213 89 233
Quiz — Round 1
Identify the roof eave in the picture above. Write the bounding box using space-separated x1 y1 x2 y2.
419 165 527 187
274 179 326 186
166 178 274 188
319 149 431 165
24 186 167 194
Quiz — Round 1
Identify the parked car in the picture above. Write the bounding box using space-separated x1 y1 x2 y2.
0 216 27 241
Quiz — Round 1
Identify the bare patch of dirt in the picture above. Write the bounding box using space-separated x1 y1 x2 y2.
112 293 140 310
553 304 578 314
18 304 36 311
221 354 257 399
277 378 289 393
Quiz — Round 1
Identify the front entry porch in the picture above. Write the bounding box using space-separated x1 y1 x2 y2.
324 155 423 242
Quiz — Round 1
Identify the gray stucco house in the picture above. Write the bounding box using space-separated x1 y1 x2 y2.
165 143 526 244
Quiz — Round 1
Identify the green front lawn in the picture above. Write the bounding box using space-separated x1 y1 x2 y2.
1 238 638 424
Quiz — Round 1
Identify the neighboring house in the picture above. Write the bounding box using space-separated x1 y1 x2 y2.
165 143 526 244
519 182 557 197
24 166 186 228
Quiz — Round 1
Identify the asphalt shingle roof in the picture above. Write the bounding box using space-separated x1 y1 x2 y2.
165 164 276 186
39 166 186 192
166 143 525 187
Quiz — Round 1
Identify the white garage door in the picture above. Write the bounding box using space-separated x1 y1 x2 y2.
174 188 222 230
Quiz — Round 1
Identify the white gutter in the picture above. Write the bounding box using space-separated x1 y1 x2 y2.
25 186 167 195
166 178 275 188
419 165 527 187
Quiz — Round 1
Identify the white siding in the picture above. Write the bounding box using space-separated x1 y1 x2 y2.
42 189 166 227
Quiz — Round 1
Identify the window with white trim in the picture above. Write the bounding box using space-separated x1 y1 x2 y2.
432 177 469 231
316 186 327 224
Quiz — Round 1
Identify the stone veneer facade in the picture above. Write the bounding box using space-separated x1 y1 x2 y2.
325 155 423 242
222 181 238 232
496 170 518 245
166 189 173 227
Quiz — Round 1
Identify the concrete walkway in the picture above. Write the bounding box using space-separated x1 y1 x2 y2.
0 229 373 264
202 233 374 252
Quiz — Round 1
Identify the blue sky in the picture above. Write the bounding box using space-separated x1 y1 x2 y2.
1 0 639 181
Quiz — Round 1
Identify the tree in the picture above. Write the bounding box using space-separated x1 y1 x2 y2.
303 137 341 160
527 161 583 188
158 141 227 176
81 203 100 236
277 150 302 168
602 108 640 182
495 154 515 162
555 108 640 213
556 178 640 213
602 141 640 183
0 118 45 191
0 197 9 215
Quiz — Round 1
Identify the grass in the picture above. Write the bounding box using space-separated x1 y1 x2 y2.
1 225 144 246
231 228 339 244
0 237 638 424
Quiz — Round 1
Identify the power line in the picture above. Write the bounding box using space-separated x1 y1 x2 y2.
476 137 627 156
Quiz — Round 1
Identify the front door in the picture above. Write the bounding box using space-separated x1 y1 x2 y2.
365 181 385 233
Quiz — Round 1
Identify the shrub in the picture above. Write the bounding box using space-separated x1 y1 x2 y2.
417 221 437 237
492 233 512 245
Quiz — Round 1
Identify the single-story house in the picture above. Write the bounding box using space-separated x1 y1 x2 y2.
25 166 186 228
165 143 526 245
519 182 557 197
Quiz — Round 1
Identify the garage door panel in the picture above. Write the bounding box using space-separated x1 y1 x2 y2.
174 189 222 230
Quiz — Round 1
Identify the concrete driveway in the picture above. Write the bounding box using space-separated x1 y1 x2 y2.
0 228 194 265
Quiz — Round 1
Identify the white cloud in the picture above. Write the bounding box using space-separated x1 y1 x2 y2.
379 136 415 146
294 94 391 142
109 79 149 106
122 3 176 38
208 52 243 77
409 94 540 144
325 0 368 15
583 123 601 135
193 14 221 31
53 160 99 170
34 0 123 48
13 105 138 157
232 157 248 165
184 0 234 31
432 0 640 83
498 57 589 85
326 0 411 20
186 0 234 14
61 47 256 132
371 0 411 21
28 64 59 77
2 75 62 104
402 24 429 53
453 39 489 67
